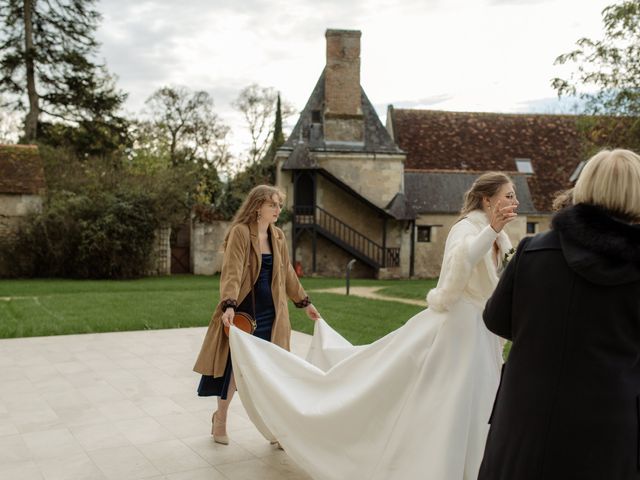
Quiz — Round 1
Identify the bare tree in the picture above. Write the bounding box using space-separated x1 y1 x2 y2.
141 86 230 169
233 84 294 165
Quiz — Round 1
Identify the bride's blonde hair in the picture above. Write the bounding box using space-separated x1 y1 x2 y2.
223 185 285 249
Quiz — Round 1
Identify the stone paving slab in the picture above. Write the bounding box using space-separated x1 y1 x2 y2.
0 328 313 480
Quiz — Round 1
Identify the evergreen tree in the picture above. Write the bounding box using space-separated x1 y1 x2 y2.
273 94 285 147
263 93 285 167
0 0 127 142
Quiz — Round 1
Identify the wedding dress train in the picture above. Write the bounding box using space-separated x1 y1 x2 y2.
229 210 510 480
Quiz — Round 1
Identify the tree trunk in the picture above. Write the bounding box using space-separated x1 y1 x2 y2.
23 0 39 142
170 129 178 166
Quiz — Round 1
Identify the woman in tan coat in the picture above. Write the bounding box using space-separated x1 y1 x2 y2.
193 185 320 445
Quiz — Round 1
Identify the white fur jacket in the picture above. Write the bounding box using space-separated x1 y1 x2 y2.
426 210 513 312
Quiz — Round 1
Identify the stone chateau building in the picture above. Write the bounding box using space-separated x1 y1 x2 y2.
0 144 46 238
276 29 594 278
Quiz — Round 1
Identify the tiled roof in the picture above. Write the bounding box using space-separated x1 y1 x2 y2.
0 144 46 195
281 70 403 160
390 108 588 212
404 171 537 215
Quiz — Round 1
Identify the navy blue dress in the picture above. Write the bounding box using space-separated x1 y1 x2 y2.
197 253 276 399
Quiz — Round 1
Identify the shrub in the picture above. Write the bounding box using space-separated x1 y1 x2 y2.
2 191 158 279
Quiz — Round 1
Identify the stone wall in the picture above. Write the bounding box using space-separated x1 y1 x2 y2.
276 165 294 210
276 156 408 278
0 194 42 237
398 222 412 278
147 226 171 276
413 214 458 278
191 220 231 275
318 153 404 209
315 175 385 243
525 214 552 235
0 194 43 217
293 232 375 278
412 213 530 278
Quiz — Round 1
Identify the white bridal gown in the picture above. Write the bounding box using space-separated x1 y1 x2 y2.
229 210 511 480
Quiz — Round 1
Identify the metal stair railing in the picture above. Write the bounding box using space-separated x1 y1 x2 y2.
294 206 400 268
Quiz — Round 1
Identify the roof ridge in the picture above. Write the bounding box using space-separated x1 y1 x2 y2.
0 144 39 149
283 69 402 154
391 108 586 119
405 168 524 174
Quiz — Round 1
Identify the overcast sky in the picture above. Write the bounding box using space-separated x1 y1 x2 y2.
95 0 613 158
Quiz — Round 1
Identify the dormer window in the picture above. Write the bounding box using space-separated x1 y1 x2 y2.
311 110 322 124
515 158 534 174
569 160 586 183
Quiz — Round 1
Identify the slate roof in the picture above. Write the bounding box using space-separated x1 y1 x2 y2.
280 70 410 220
404 170 537 215
0 144 46 195
281 70 403 161
389 108 587 212
385 192 415 220
281 144 319 170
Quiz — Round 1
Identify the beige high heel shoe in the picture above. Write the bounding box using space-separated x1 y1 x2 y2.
212 411 229 445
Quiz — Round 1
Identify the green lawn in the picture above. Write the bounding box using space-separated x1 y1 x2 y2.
375 279 438 300
0 275 432 344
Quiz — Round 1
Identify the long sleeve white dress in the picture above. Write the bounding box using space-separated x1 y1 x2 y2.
229 210 512 480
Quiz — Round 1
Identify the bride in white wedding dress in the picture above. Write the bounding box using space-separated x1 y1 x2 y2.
228 173 519 480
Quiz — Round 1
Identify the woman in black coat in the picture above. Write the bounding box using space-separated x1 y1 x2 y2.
478 149 640 480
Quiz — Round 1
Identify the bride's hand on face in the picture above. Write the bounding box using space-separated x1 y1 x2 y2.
490 200 518 233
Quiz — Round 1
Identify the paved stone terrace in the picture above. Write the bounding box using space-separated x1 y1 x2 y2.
0 327 313 480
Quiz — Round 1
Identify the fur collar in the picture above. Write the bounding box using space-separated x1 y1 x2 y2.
552 203 640 265
465 209 490 227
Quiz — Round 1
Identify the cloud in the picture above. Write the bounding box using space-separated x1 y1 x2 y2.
91 0 609 159
370 95 453 123
516 95 585 114
487 0 552 5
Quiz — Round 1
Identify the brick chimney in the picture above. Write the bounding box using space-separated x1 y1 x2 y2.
323 29 364 144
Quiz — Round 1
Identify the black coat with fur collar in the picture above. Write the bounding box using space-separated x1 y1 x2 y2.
478 204 640 480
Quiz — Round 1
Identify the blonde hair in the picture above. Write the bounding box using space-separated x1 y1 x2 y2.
460 172 513 217
552 188 573 211
223 185 285 249
573 149 640 221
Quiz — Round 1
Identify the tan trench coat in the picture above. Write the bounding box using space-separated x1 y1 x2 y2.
193 222 308 378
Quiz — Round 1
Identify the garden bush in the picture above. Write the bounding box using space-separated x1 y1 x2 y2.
2 190 158 279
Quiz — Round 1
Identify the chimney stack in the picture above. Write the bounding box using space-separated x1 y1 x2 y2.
323 29 364 144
